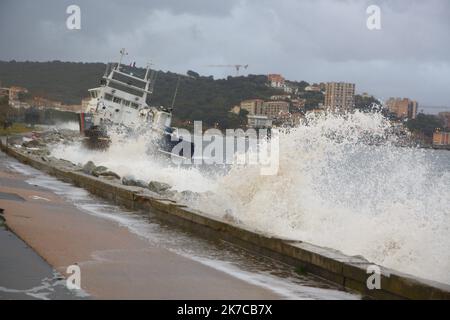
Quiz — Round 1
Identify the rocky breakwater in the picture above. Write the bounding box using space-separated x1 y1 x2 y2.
3 129 213 208
4 129 83 170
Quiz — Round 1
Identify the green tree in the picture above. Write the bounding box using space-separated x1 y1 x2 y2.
406 113 443 138
354 95 381 111
302 91 324 110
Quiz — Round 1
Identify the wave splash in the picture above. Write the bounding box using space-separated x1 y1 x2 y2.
50 111 450 284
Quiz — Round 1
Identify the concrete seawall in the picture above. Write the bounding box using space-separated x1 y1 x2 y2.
1 140 449 300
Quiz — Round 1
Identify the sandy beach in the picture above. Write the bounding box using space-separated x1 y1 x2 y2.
0 152 281 299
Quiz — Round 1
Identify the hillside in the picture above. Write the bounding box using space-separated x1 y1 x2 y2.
0 61 281 127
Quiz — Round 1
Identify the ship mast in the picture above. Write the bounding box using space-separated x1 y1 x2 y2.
143 62 153 103
117 48 128 70
144 61 152 80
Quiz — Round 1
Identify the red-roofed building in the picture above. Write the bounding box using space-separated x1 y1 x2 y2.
267 74 285 89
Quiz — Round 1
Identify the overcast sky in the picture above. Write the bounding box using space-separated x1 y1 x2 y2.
0 0 449 109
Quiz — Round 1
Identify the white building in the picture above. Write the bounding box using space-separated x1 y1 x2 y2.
247 114 272 129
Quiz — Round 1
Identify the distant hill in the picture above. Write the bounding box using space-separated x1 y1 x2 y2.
0 61 281 127
0 61 105 104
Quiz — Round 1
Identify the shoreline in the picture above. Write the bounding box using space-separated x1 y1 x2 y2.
1 135 449 299
0 151 285 299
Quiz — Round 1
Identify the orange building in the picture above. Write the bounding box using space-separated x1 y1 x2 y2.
324 82 355 112
267 74 285 88
433 131 450 145
386 97 418 119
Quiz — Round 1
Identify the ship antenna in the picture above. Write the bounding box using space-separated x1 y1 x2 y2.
144 61 153 80
118 48 128 70
103 63 110 77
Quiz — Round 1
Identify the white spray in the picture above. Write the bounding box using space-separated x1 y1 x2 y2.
50 111 450 284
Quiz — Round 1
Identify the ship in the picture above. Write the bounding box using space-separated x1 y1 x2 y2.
79 49 193 157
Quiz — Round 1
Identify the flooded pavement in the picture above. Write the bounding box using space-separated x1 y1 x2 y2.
0 151 358 299
0 225 85 300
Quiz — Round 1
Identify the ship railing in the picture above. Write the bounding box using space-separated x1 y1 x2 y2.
106 78 153 95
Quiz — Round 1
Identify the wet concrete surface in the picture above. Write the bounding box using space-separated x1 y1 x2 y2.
0 225 85 299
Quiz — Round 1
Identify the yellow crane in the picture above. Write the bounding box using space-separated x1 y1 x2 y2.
206 64 249 76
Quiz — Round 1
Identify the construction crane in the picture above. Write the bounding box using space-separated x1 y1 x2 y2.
206 64 249 76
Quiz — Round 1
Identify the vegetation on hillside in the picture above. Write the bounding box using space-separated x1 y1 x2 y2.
0 61 283 128
301 91 324 110
0 61 105 104
406 113 443 138
1 94 78 129
354 95 381 111
1 61 393 130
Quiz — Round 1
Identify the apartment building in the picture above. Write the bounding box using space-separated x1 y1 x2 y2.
324 82 355 111
433 131 450 145
386 97 418 119
240 99 264 115
260 100 290 119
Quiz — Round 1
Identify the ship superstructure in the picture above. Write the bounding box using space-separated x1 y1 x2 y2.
80 49 173 147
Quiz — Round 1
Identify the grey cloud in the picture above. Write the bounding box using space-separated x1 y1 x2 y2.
0 0 449 107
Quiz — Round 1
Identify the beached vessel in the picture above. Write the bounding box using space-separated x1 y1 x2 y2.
79 49 176 151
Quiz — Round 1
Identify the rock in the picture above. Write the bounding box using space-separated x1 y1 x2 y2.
165 190 177 198
223 211 240 224
82 161 96 175
56 159 77 168
135 180 148 188
180 190 200 201
98 171 120 180
122 175 137 186
148 181 172 194
92 166 108 177
100 175 118 181
22 139 44 148
7 135 23 146
33 149 50 156
121 176 148 188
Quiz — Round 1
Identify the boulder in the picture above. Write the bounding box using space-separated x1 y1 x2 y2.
98 171 120 180
148 181 172 194
161 190 177 198
122 176 148 188
7 135 23 146
180 190 200 201
100 175 118 181
223 211 241 224
135 180 148 188
92 166 108 177
29 148 49 158
22 139 44 148
122 175 137 186
82 161 96 175
57 159 76 167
